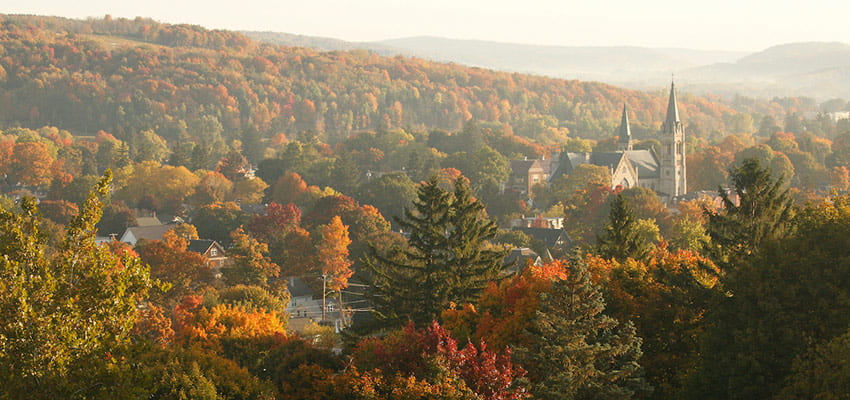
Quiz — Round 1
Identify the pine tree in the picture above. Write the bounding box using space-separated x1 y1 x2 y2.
516 257 647 400
596 194 653 262
705 157 794 267
364 176 506 328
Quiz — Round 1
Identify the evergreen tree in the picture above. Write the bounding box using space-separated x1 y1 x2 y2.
704 157 794 268
516 257 647 400
596 194 653 262
364 176 506 328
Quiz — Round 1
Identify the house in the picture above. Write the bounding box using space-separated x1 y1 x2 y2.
285 277 347 333
508 156 559 198
119 224 174 246
187 239 229 270
551 82 687 203
510 215 564 229
509 159 548 196
503 247 544 275
512 227 573 258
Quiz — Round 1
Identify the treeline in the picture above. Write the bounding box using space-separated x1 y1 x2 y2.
2 159 850 399
0 13 745 160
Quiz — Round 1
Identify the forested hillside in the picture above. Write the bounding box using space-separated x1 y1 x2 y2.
0 13 743 161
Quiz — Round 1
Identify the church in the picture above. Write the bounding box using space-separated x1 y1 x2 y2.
552 82 687 202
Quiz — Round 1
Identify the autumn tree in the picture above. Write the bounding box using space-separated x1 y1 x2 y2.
364 176 506 329
0 172 153 396
224 227 281 289
588 247 720 398
515 258 647 400
9 140 55 186
351 321 529 400
191 201 250 245
317 216 353 309
136 228 213 304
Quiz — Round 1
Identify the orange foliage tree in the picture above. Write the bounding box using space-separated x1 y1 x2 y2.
317 215 353 292
586 245 720 398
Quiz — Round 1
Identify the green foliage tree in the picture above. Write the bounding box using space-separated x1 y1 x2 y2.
689 194 850 399
596 194 654 262
704 158 794 267
778 329 850 399
516 258 647 400
0 172 154 396
364 176 506 328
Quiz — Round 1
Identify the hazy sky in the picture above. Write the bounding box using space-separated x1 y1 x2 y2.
6 0 849 51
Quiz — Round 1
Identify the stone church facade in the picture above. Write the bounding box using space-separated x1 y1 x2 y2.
552 82 687 202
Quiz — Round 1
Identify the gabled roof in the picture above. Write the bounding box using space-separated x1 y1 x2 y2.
512 227 572 250
136 216 162 227
503 247 542 275
588 152 627 169
509 159 540 175
187 239 222 255
122 225 172 243
624 149 660 179
552 149 660 182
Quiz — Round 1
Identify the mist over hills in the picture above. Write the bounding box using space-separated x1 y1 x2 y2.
243 31 850 101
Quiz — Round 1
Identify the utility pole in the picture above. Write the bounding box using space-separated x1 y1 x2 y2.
321 273 327 323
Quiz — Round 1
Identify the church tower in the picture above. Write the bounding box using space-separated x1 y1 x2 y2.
616 103 633 151
658 81 687 199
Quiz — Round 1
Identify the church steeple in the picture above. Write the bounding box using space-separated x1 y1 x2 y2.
658 80 686 200
616 103 633 151
662 81 681 133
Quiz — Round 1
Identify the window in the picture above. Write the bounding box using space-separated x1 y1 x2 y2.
210 248 218 257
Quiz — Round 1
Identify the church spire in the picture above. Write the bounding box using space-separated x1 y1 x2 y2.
616 103 633 151
663 81 680 132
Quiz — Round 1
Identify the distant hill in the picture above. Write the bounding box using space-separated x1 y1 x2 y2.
242 31 400 55
672 42 850 99
244 32 850 100
376 36 746 80
243 31 747 82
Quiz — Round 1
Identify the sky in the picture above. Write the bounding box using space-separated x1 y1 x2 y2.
6 0 850 52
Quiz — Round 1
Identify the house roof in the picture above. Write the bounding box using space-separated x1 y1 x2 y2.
287 277 314 298
512 227 572 250
136 216 162 227
503 247 541 273
123 225 172 243
510 159 539 175
187 239 219 254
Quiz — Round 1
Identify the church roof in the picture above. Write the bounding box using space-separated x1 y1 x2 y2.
552 149 660 181
624 149 660 179
588 152 627 169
